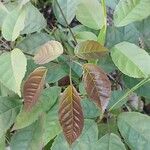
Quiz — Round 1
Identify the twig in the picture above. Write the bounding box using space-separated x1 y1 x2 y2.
55 0 77 45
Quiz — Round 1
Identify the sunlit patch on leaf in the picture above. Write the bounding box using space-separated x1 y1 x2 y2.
34 40 63 64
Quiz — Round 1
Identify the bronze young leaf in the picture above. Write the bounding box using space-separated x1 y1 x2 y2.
83 64 111 112
59 85 84 145
23 67 47 111
74 40 108 60
34 40 63 65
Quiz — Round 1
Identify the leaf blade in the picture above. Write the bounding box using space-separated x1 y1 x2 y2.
23 67 47 111
76 0 104 29
0 48 27 96
118 112 150 150
34 40 63 65
114 0 150 27
2 7 26 41
0 96 21 138
111 42 150 78
75 40 108 60
83 64 111 112
59 85 84 145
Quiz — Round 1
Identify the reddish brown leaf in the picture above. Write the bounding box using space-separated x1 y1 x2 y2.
23 67 47 111
59 85 84 145
74 40 108 60
34 40 63 65
83 63 111 112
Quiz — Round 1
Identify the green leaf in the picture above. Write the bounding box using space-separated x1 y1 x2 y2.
76 0 104 30
10 117 44 150
108 90 128 110
106 0 119 9
134 16 150 51
98 116 119 138
114 0 150 27
75 31 97 43
26 59 68 83
16 32 53 55
106 24 140 49
111 42 150 78
124 76 150 98
75 40 108 60
21 2 46 34
0 2 8 27
58 55 83 82
81 98 101 119
43 105 61 145
0 49 27 96
2 7 26 41
93 133 126 150
53 0 79 26
16 33 52 54
0 135 5 150
13 86 61 130
51 120 98 150
98 55 116 73
0 96 21 138
118 112 150 150
17 0 30 8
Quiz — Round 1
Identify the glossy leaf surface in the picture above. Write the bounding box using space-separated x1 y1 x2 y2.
75 40 108 60
34 40 63 64
83 64 111 112
23 67 47 111
59 85 84 145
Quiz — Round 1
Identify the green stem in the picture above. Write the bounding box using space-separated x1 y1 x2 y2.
55 0 77 45
109 77 150 111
